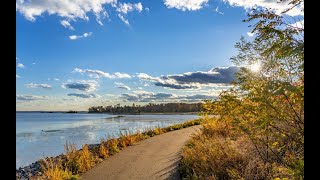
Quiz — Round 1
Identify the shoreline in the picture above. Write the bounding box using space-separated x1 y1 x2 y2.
90 112 200 115
16 113 200 169
16 119 202 179
16 111 200 115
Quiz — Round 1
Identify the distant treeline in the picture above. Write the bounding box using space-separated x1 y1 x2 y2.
88 103 202 114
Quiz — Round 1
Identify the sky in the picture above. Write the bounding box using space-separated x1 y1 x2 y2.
16 0 304 111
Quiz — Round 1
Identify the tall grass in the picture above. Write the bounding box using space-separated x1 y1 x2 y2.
77 144 94 173
99 141 109 159
39 119 202 179
40 158 77 180
179 118 300 179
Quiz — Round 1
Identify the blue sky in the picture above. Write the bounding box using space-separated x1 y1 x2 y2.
16 0 304 111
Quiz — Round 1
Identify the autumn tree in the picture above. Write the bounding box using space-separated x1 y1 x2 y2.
203 0 304 178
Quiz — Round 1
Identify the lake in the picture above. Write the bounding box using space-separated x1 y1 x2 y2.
16 112 199 168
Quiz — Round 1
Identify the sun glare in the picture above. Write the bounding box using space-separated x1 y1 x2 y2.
250 62 261 72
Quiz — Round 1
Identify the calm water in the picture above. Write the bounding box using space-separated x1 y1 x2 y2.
16 112 199 168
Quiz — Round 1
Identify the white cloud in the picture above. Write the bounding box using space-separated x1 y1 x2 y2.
17 95 49 101
54 78 60 81
67 93 100 98
223 0 304 16
73 68 131 79
137 66 240 89
114 72 131 78
116 2 142 25
105 94 116 97
97 20 104 26
115 82 131 90
16 74 21 78
17 63 25 68
83 32 92 37
290 20 304 29
215 6 224 14
137 73 161 82
69 32 92 40
60 20 74 30
137 73 196 89
69 35 79 40
135 3 143 12
118 14 129 25
164 0 209 11
62 98 76 101
62 80 98 92
25 83 52 89
121 90 215 102
74 68 110 78
17 0 145 27
16 0 117 22
96 11 109 26
116 2 143 14
145 7 150 12
247 32 254 37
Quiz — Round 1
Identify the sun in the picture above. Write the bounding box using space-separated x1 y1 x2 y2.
250 62 261 72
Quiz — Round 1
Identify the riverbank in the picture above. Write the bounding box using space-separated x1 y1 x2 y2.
16 119 202 179
89 112 200 115
17 113 199 168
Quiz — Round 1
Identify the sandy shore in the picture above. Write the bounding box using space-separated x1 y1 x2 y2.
81 125 200 180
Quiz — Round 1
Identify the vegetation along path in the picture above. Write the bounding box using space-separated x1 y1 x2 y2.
81 125 200 180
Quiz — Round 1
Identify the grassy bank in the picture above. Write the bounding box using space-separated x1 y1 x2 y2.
27 119 202 180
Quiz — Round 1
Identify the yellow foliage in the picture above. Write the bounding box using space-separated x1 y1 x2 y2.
40 158 75 180
78 144 93 173
99 143 109 159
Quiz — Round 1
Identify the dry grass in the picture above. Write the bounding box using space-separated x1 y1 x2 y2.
64 142 80 174
40 158 77 180
77 144 93 173
179 119 299 179
118 131 137 149
99 141 109 159
180 120 248 179
39 119 202 179
106 139 120 155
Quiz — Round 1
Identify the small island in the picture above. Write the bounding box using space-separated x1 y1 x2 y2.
65 110 78 113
